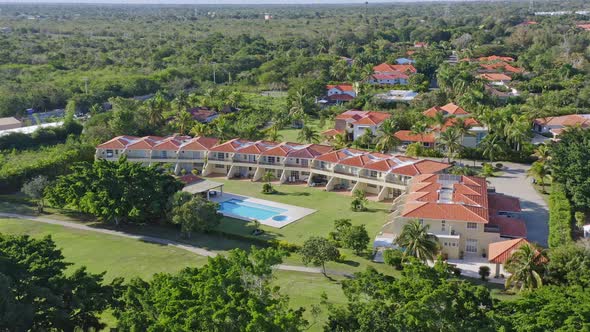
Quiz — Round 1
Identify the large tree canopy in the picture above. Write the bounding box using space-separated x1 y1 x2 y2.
46 157 183 224
0 234 118 331
114 247 307 332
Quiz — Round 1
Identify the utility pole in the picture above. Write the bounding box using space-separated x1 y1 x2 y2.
212 62 217 84
83 77 89 94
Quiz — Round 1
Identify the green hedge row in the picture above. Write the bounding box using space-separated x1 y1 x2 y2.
548 183 573 248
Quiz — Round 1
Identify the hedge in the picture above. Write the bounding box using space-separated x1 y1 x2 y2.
548 183 573 248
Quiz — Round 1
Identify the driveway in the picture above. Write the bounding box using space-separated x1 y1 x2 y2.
485 162 549 247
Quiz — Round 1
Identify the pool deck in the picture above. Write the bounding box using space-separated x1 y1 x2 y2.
210 192 317 228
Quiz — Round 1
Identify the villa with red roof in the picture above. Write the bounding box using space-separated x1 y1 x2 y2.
368 63 417 85
326 84 356 103
96 135 450 201
323 110 392 141
394 103 488 149
385 174 526 259
533 114 590 139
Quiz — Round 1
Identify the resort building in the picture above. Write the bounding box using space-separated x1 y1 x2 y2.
373 90 418 103
322 110 391 141
385 174 526 259
368 63 417 85
96 135 451 201
533 114 590 139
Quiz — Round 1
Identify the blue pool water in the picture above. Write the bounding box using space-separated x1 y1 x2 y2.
219 199 288 221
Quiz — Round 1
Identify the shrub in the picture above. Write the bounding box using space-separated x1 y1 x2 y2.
453 267 462 277
480 163 495 177
574 211 586 229
275 240 301 253
383 249 404 270
548 183 573 248
262 182 275 194
479 266 491 281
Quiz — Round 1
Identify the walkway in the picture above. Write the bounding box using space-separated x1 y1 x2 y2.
0 212 351 277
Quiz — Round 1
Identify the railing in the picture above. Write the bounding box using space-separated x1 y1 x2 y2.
258 160 283 166
333 168 358 176
484 225 501 233
284 163 308 168
178 154 205 160
359 173 379 180
385 177 408 185
208 156 227 161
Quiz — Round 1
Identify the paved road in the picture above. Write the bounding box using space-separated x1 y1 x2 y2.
0 212 352 276
484 162 549 247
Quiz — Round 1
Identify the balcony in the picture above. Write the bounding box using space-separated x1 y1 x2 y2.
333 168 358 176
178 154 205 160
208 155 227 161
359 173 379 180
284 162 309 168
258 160 283 166
385 177 408 185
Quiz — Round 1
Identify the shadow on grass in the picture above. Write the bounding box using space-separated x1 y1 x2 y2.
338 259 360 267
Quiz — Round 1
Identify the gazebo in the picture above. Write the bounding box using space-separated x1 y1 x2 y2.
488 238 532 278
179 174 224 200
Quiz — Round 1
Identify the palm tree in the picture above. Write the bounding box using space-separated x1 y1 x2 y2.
332 133 349 149
143 98 164 127
532 143 551 162
504 115 530 152
410 122 429 145
438 127 463 163
297 126 320 144
265 125 283 142
175 111 194 135
189 123 212 137
527 161 551 193
172 91 190 113
375 119 400 153
504 244 546 292
395 220 439 263
288 88 308 122
355 128 375 149
480 134 505 162
430 112 449 132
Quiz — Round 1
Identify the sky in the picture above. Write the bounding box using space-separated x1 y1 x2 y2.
0 0 463 4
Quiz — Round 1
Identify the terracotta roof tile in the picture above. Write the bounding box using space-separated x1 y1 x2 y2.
488 238 532 264
97 135 139 149
394 130 436 143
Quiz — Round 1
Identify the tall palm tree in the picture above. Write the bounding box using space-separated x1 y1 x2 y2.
172 91 190 113
527 161 551 193
532 143 551 162
480 134 505 162
189 123 212 137
332 133 349 149
265 125 283 142
505 244 546 292
143 98 164 127
411 122 429 145
395 220 439 263
504 114 530 152
297 126 320 144
175 111 194 135
430 112 449 132
438 127 463 163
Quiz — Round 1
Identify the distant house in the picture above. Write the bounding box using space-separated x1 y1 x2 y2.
369 63 417 86
517 20 538 27
476 55 515 62
414 42 428 48
373 90 418 103
478 73 512 85
576 23 590 31
0 117 22 131
323 110 391 141
479 62 524 74
326 84 356 103
395 57 415 65
533 114 590 139
394 103 488 149
189 107 219 123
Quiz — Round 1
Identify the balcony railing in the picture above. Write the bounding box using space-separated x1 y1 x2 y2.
258 160 283 166
333 168 358 176
385 177 408 185
208 156 227 161
284 162 308 168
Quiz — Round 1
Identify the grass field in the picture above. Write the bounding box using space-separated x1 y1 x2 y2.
209 178 391 245
278 118 332 143
0 217 347 331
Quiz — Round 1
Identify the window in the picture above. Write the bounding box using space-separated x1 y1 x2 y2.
418 219 424 226
295 158 299 164
162 151 167 158
441 220 446 232
268 156 276 164
467 222 477 230
370 171 378 178
466 239 478 253
106 150 113 157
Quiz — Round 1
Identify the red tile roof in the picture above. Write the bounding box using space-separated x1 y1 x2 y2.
489 193 521 213
209 138 248 153
373 63 417 74
314 148 366 163
335 110 391 126
287 144 333 159
328 94 355 101
97 135 139 149
480 62 524 74
261 142 305 157
488 238 531 264
423 103 469 117
533 114 590 128
394 130 436 143
152 136 186 151
478 73 512 81
321 129 344 137
126 136 163 150
327 84 354 92
489 216 527 239
179 136 219 151
576 23 590 31
477 55 515 62
439 117 480 131
402 174 490 223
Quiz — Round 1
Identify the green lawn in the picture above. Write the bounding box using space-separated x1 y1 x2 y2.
0 217 348 331
278 118 332 143
210 178 391 245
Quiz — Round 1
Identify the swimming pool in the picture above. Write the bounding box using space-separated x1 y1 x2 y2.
219 199 288 221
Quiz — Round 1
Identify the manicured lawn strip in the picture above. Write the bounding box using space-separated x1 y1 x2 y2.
0 218 208 281
278 118 332 143
208 178 391 245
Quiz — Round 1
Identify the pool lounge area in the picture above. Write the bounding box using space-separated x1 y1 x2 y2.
211 193 316 228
